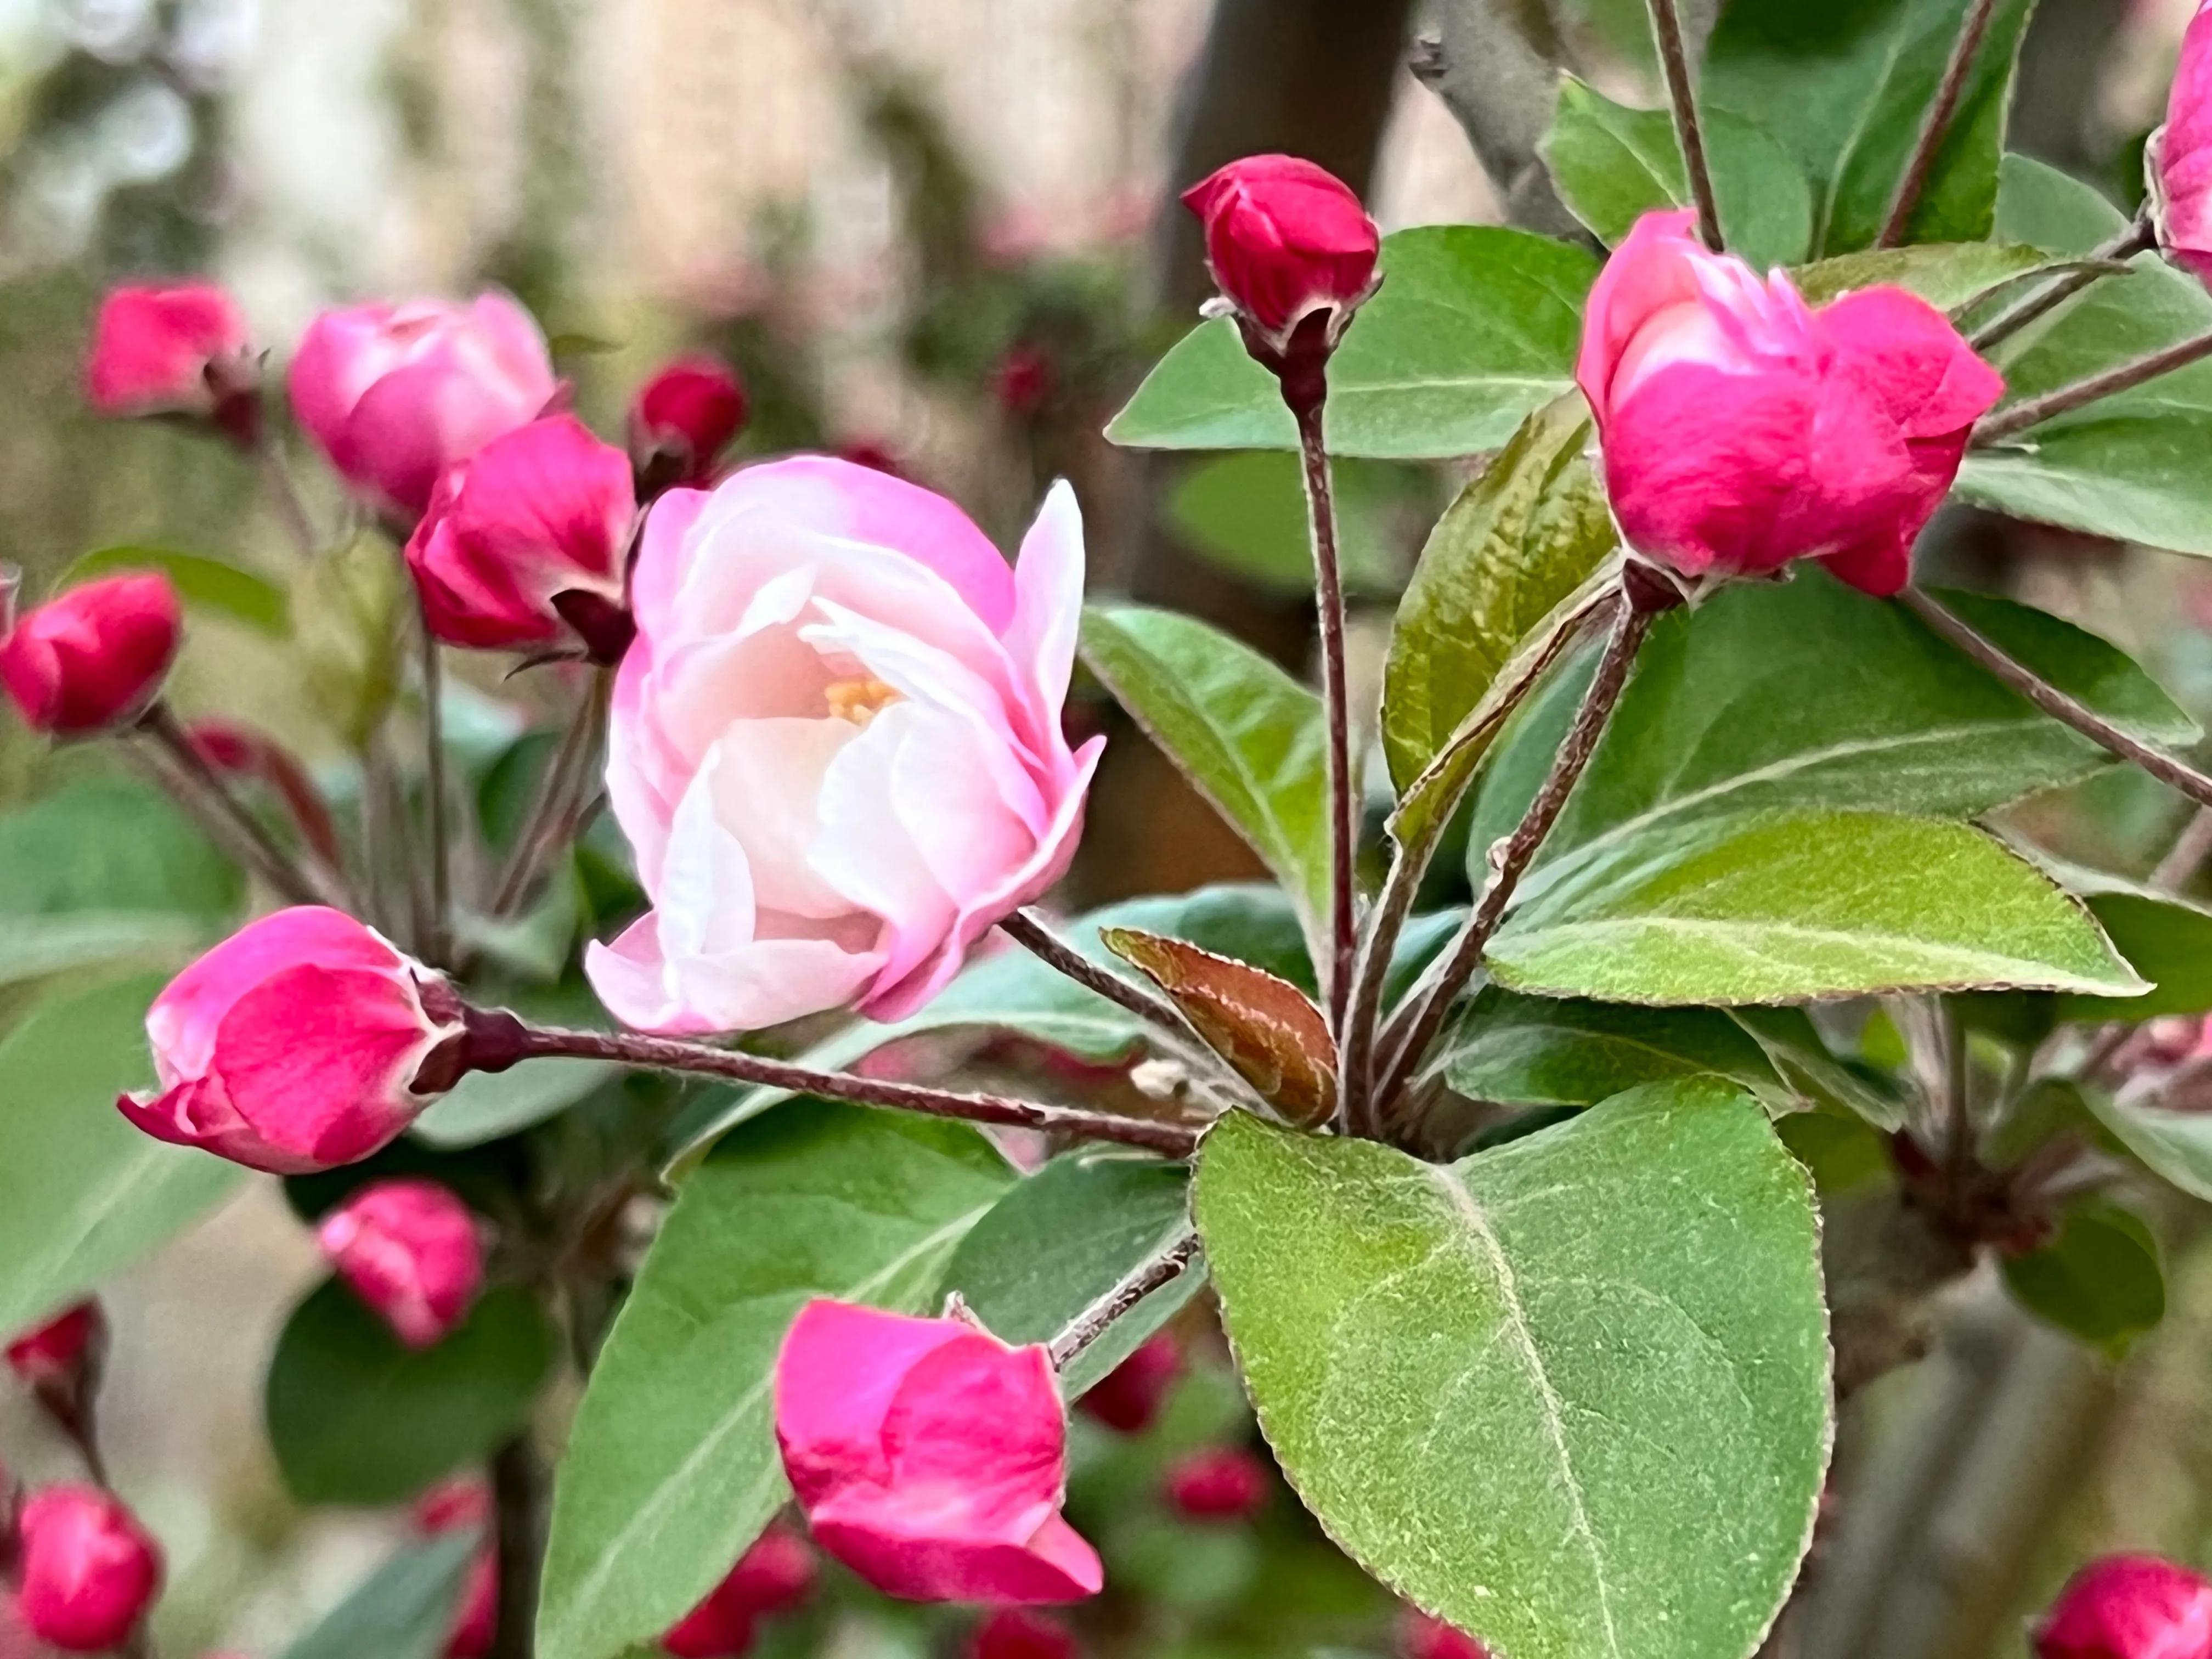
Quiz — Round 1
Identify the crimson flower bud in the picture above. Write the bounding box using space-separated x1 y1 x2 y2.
629 355 748 492
1075 1331 1179 1434
0 572 181 737
1577 210 2002 599
1162 1446 1270 1522
2153 4 2212 287
117 907 465 1174
1181 154 1380 363
970 1607 1081 1659
405 414 636 662
2034 1554 2212 1659
991 344 1055 419
317 1180 483 1349
86 284 256 441
4 1303 102 1394
774 1300 1101 1604
413 1480 495 1659
1400 1610 1492 1659
12 1485 161 1653
661 1524 817 1657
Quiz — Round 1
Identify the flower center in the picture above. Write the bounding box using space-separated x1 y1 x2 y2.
823 676 902 727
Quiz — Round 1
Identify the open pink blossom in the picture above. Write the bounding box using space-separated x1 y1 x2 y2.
0 572 181 737
1577 210 2002 597
404 414 636 658
117 907 462 1174
2154 3 2212 285
317 1180 483 1348
13 1485 162 1653
288 294 556 520
85 284 251 419
585 456 1100 1035
774 1300 1102 1604
2034 1555 2212 1659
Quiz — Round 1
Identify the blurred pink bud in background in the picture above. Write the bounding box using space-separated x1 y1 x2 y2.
0 572 180 737
13 1485 162 1653
630 354 749 490
317 1179 484 1348
2033 1554 2212 1659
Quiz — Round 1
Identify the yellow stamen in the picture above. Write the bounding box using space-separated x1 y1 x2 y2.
825 676 902 726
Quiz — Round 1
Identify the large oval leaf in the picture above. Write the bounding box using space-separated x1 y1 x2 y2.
1081 606 1330 966
1195 1081 1830 1659
266 1279 555 1505
1488 810 2146 1005
1381 396 1617 793
1702 0 2034 255
537 1105 1013 1659
0 973 244 1334
1542 77 1813 268
1436 989 1787 1109
1107 227 1599 458
937 1148 1200 1394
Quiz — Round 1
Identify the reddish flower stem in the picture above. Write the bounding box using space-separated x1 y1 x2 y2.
1876 0 2000 249
1047 1231 1202 1370
1647 0 1723 251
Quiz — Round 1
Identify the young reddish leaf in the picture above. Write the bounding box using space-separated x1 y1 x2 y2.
1100 928 1337 1125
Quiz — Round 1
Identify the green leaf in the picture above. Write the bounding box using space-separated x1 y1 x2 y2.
1108 227 1600 458
1381 396 1618 793
1542 77 1813 268
279 1533 479 1659
61 545 291 636
0 973 244 1335
1954 241 2212 553
412 1057 622 1149
1702 0 2036 256
1081 606 1331 964
937 1149 1201 1394
2001 1198 2165 1356
1792 241 2050 311
2044 873 2212 1020
538 1104 1012 1659
1195 1080 1829 1659
2083 1088 2212 1203
0 776 244 922
1730 1005 1909 1130
1436 989 1788 1108
1165 452 1415 598
665 885 1313 1163
1994 153 2128 257
266 1279 555 1506
1488 810 2148 1005
1472 570 2196 882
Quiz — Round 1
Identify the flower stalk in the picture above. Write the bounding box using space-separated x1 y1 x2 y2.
1646 0 1723 251
1047 1232 1202 1370
1973 327 2212 445
1876 0 2001 249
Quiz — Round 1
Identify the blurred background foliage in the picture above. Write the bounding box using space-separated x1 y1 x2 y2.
4 1 2212 1655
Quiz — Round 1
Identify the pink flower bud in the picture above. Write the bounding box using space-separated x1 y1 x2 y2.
0 572 181 737
836 441 902 477
404 415 636 659
1161 1447 1269 1522
2034 1554 2212 1659
412 1480 494 1659
629 356 748 490
969 1607 1080 1659
4 1302 103 1392
1075 1331 1179 1434
117 907 464 1174
774 1300 1102 1604
660 1524 817 1658
85 284 252 422
1180 154 1380 354
584 459 1100 1036
316 1180 483 1349
287 294 557 521
1577 210 2003 599
13 1485 161 1653
1400 1610 1492 1659
2154 5 2212 287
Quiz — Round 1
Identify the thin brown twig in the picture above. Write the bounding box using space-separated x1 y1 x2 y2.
1289 394 1358 1033
1973 328 2212 445
1647 0 1723 251
1047 1232 1202 1370
1966 217 2154 352
499 1019 1203 1158
2153 805 2212 891
999 910 1204 1048
133 704 336 907
1876 0 2000 249
490 670 607 917
419 617 453 964
1901 588 2212 810
1372 594 1658 1119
